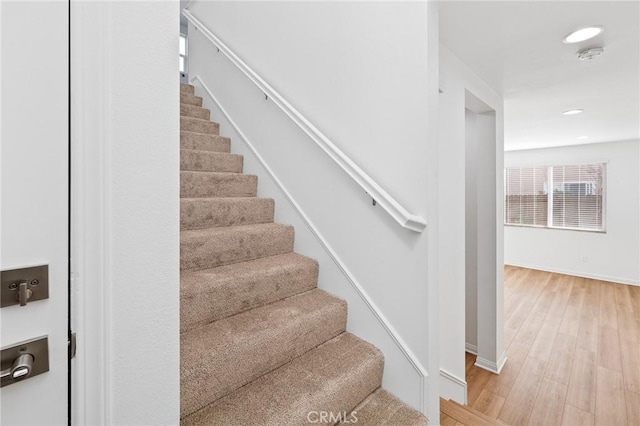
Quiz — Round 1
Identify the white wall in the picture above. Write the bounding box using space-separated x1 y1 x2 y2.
505 140 640 286
72 2 180 424
438 46 505 402
465 110 478 353
187 0 438 418
473 109 505 374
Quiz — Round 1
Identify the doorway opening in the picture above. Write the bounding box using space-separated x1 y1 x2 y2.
464 90 505 387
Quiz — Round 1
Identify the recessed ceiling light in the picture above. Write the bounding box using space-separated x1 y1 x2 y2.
577 136 590 140
563 109 584 115
563 26 604 44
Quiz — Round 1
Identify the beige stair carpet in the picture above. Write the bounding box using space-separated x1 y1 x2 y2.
179 82 426 425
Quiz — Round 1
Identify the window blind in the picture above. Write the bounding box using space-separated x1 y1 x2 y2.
505 166 548 227
505 163 606 232
551 163 605 231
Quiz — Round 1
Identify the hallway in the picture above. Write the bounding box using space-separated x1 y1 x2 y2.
465 267 640 425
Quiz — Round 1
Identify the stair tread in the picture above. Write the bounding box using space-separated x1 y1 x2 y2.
181 197 274 230
181 332 383 425
180 87 195 96
181 170 249 175
180 116 219 135
180 196 271 201
340 389 427 425
180 130 227 139
181 222 290 236
180 223 293 239
180 148 239 156
181 252 318 330
181 252 316 294
180 288 348 417
180 223 294 270
180 103 210 120
440 398 502 426
180 131 230 153
179 105 206 111
180 149 243 173
180 171 257 198
180 115 217 124
180 93 203 107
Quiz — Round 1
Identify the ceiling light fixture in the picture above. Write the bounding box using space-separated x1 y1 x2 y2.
563 109 584 115
563 26 604 44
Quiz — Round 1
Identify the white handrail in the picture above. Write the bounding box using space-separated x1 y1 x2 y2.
182 9 427 232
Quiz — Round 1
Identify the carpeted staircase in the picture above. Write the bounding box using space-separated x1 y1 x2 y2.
179 83 427 425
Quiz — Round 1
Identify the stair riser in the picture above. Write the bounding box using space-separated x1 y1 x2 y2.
180 117 219 135
180 172 257 198
180 104 210 120
181 198 274 230
180 225 294 270
180 291 348 417
180 84 195 95
180 150 243 173
181 132 230 153
181 94 203 107
180 256 318 332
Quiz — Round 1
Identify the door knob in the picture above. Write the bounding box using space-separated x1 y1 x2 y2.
0 353 35 381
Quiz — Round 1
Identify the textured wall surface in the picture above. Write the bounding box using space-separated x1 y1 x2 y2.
71 2 180 424
108 3 180 424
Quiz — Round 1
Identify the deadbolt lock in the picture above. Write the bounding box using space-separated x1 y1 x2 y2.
6 354 34 380
0 336 49 387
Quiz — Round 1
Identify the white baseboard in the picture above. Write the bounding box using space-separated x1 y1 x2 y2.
439 369 467 405
465 343 478 355
505 262 639 286
474 351 507 374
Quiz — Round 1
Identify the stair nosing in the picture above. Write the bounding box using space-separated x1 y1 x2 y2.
180 196 273 202
180 222 292 236
179 148 241 156
180 170 254 176
180 116 218 123
180 130 229 138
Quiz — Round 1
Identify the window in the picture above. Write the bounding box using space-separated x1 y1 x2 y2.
180 34 187 73
505 163 606 231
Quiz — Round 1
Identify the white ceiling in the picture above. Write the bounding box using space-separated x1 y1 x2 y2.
438 1 640 151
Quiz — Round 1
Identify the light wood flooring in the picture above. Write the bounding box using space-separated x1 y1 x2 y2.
463 266 640 426
441 397 504 425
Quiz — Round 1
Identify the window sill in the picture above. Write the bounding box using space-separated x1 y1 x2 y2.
504 224 606 234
